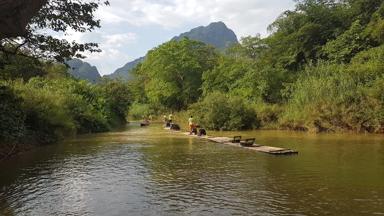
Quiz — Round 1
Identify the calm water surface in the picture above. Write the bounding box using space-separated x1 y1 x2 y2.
0 124 383 216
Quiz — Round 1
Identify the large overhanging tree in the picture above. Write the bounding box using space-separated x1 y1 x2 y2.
0 0 109 62
0 0 47 39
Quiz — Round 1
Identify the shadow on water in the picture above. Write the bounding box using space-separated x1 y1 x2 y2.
0 195 15 216
0 124 383 215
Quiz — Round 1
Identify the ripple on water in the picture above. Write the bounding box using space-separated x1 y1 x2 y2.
1 126 384 215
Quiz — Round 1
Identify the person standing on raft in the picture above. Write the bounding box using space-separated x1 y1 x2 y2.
188 116 194 134
169 114 173 123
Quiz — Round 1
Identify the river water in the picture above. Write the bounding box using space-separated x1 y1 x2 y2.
0 124 383 216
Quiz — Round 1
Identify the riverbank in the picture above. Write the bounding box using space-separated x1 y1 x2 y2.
167 111 384 135
0 77 132 162
0 123 131 162
3 117 382 163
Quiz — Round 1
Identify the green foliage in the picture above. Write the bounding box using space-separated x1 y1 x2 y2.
128 64 148 104
122 0 384 134
0 74 132 146
281 48 384 133
129 103 152 120
323 20 372 63
227 35 267 59
43 62 71 79
0 84 25 144
202 56 256 98
202 55 288 103
4 0 382 139
364 2 384 44
0 0 109 62
190 92 259 131
266 0 351 69
136 38 218 111
0 0 139 154
0 53 46 80
253 103 284 129
14 79 77 144
98 79 132 126
348 0 384 25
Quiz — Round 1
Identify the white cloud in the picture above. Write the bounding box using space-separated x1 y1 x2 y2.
85 47 132 74
60 0 296 75
97 0 295 36
103 33 137 47
60 31 138 74
84 33 137 74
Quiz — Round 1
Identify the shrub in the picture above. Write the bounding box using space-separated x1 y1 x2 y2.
190 92 260 130
98 79 132 126
280 54 384 133
0 83 25 144
7 77 132 145
26 78 110 134
65 94 110 133
13 79 76 144
253 103 284 129
129 103 152 120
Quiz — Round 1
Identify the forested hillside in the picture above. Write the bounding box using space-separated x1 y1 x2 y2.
66 59 101 83
129 0 384 133
172 21 238 49
105 57 145 80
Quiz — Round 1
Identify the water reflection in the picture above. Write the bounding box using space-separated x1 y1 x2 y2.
0 125 383 215
0 195 15 216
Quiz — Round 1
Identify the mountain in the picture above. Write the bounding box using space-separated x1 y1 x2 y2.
104 57 145 80
107 21 238 80
172 21 238 49
66 59 101 83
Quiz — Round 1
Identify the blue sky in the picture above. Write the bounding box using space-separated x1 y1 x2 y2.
65 0 296 75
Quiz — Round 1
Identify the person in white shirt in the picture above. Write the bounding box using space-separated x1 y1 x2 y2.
188 116 194 134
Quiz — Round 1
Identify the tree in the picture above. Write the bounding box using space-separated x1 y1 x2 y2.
138 38 218 111
323 20 373 63
0 84 25 144
0 0 46 39
0 52 46 80
98 79 132 125
0 0 109 62
265 0 351 69
226 35 268 60
190 92 259 130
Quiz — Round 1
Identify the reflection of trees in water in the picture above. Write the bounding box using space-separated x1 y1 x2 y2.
137 136 280 214
2 126 383 215
136 130 384 215
0 194 15 216
0 143 17 162
235 131 384 216
0 137 116 215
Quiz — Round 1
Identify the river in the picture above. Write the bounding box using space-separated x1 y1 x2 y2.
0 124 383 216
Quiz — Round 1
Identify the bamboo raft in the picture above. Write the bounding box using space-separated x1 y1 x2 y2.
174 130 298 155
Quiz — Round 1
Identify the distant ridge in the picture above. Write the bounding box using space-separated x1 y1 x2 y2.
66 59 101 83
104 57 145 80
106 21 238 80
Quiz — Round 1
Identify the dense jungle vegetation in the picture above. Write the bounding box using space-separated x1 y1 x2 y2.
0 55 131 157
129 0 384 133
0 0 133 157
1 0 384 158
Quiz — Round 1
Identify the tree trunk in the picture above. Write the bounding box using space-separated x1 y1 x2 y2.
0 0 47 39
